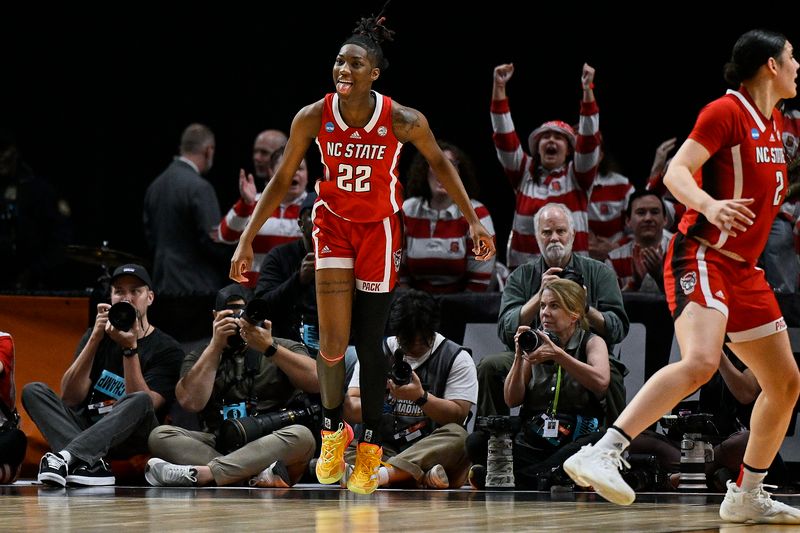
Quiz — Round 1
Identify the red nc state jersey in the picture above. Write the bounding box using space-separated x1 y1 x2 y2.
315 91 404 222
679 88 787 264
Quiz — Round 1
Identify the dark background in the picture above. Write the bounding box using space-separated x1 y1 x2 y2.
4 2 798 289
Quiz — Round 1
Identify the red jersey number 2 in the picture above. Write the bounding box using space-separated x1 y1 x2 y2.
774 170 785 206
337 164 372 192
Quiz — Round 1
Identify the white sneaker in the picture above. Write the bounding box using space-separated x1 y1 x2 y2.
249 460 290 488
144 458 198 487
563 444 635 505
719 481 800 524
421 464 449 489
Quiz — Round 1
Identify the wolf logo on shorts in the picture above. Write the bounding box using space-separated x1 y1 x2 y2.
680 272 697 295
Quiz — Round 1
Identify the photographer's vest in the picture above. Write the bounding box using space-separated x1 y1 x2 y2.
521 329 605 421
381 339 468 451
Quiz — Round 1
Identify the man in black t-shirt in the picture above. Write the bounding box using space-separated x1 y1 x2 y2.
22 264 184 487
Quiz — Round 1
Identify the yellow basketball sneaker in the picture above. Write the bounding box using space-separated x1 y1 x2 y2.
347 442 383 495
315 422 354 484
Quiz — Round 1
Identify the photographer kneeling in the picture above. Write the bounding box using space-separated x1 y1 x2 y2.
146 284 319 487
466 278 609 489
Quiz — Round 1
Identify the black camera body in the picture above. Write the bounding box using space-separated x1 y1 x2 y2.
621 453 667 492
387 348 413 386
108 301 137 332
227 299 272 349
518 329 561 353
660 412 715 436
217 403 322 454
558 267 584 287
475 415 522 434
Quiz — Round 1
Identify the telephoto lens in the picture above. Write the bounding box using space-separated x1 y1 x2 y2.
108 301 137 332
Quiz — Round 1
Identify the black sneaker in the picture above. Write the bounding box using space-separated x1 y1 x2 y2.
66 459 115 486
38 452 68 487
468 464 486 490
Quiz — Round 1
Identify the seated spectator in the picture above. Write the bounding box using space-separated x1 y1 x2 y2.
22 264 184 487
401 140 496 293
587 138 635 262
466 278 609 489
606 190 672 293
219 144 309 284
342 289 476 489
254 193 356 389
0 331 26 483
476 203 628 418
146 284 318 487
490 62 600 268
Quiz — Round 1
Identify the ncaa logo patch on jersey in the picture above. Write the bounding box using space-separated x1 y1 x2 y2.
680 272 697 295
325 121 335 133
750 128 760 140
377 126 388 137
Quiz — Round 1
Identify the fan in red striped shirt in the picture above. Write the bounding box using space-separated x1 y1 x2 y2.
587 138 635 261
218 146 308 286
491 62 601 268
605 190 671 293
401 141 496 293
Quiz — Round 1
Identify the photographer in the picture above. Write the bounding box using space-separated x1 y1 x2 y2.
22 264 184 487
477 203 628 417
0 331 26 483
466 278 609 489
342 290 477 489
146 284 318 487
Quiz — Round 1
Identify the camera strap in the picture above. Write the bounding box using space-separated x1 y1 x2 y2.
547 365 563 417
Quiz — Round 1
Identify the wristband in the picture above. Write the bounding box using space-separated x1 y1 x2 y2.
121 346 138 358
414 390 429 407
263 342 278 358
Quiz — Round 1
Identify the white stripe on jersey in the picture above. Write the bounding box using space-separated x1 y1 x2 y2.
728 90 766 132
696 244 729 317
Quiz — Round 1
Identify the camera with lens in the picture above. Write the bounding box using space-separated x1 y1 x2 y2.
518 329 561 354
475 415 522 434
108 301 137 332
227 298 272 350
387 348 413 386
621 453 667 492
217 402 322 454
558 267 584 287
660 412 716 437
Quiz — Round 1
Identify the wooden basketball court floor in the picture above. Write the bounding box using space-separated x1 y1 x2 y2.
3 482 797 532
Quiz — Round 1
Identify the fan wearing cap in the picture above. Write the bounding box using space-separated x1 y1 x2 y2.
491 63 600 268
22 263 184 488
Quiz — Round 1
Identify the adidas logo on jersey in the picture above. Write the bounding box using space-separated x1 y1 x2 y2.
350 131 362 139
320 245 332 254
714 290 725 300
770 133 776 142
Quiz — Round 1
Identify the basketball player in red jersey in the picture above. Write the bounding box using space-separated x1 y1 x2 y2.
565 29 800 524
229 10 494 495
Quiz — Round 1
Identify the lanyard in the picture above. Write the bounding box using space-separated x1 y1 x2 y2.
549 365 562 416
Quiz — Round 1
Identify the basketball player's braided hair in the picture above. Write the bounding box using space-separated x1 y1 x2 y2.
343 1 394 70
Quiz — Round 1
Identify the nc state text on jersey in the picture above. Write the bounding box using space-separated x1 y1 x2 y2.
326 142 387 160
755 146 785 164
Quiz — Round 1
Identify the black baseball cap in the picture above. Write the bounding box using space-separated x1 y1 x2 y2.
110 264 153 289
215 283 250 310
